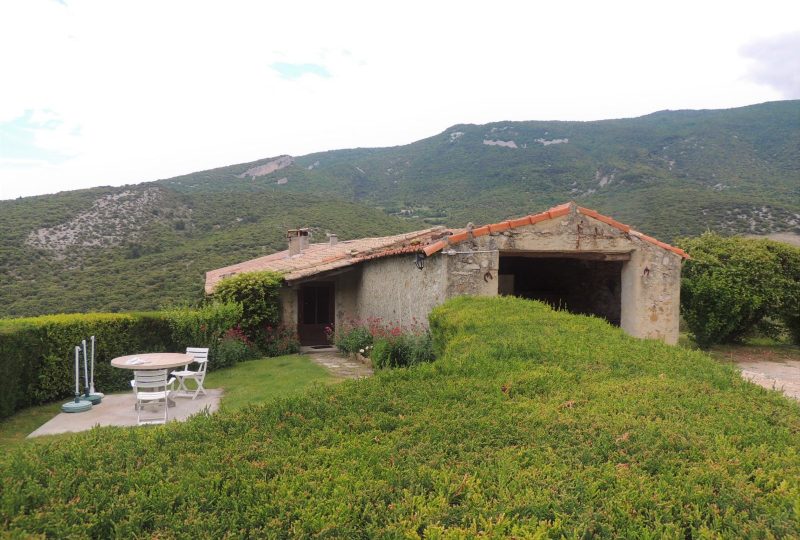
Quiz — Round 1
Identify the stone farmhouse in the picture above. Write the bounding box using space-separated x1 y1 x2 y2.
205 202 688 346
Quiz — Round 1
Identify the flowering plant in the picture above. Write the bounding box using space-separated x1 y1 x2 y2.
330 317 432 365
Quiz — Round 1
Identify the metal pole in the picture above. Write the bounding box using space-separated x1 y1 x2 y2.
82 340 89 396
90 336 96 394
74 346 80 401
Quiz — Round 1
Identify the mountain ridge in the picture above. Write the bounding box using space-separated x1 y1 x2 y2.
1 100 797 317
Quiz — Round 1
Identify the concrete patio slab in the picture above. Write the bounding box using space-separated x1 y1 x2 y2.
28 389 223 438
738 359 800 401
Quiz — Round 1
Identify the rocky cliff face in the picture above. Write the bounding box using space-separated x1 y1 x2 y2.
26 187 191 258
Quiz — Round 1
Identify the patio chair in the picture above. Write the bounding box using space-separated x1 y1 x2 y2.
171 347 209 400
134 369 175 425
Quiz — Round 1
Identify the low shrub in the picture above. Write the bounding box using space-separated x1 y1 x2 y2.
331 325 373 354
212 327 260 368
371 332 434 369
256 324 300 357
162 301 243 356
331 317 434 369
2 297 799 536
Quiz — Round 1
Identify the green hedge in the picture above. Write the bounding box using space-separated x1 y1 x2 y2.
2 296 799 536
0 302 242 420
678 233 800 346
0 313 173 419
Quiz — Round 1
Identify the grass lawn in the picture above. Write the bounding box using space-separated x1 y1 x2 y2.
204 354 335 411
0 402 64 452
0 354 333 451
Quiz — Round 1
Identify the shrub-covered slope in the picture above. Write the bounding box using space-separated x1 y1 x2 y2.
0 189 418 317
161 100 800 240
2 297 799 537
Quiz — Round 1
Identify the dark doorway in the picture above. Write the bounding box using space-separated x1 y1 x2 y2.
297 282 335 346
499 255 623 326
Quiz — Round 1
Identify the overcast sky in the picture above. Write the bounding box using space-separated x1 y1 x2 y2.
1 0 798 200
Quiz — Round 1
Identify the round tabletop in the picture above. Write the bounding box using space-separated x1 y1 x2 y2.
111 353 194 370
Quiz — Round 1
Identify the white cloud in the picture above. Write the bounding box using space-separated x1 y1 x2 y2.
1 0 799 199
741 32 800 98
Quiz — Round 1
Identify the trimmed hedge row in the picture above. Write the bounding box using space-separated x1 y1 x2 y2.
1 296 799 536
0 313 172 419
0 303 241 420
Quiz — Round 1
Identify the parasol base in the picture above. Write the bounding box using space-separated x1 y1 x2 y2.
61 399 92 413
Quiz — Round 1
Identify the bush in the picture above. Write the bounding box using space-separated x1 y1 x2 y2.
331 325 373 354
213 328 259 368
678 233 800 347
371 332 434 369
2 296 800 536
257 324 300 357
766 241 800 344
212 271 283 338
0 312 173 420
162 302 243 358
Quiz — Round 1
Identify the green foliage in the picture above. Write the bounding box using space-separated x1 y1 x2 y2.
212 271 283 335
2 101 798 319
678 233 800 347
371 332 434 369
0 312 173 420
0 304 246 420
332 325 373 354
257 325 301 357
213 335 257 368
162 301 242 361
766 241 800 344
2 296 799 536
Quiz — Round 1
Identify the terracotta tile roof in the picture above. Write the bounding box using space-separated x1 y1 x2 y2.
205 202 687 293
422 201 689 259
204 227 450 293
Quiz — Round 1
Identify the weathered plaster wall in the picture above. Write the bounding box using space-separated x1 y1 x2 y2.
278 208 682 343
334 269 360 325
443 242 499 299
620 246 682 344
351 254 447 328
278 286 297 328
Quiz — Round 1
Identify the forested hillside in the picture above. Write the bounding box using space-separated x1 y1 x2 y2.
0 188 417 317
1 100 797 317
158 100 800 240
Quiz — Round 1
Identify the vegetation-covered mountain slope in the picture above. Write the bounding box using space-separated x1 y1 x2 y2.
2 297 799 536
0 187 418 317
1 100 797 317
159 100 800 240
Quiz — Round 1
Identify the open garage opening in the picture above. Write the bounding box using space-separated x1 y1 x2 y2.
498 253 625 326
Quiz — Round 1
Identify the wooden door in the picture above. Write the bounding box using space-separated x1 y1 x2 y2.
297 283 335 346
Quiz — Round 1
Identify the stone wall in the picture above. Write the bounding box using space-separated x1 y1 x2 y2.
278 208 683 344
350 253 447 329
441 210 683 344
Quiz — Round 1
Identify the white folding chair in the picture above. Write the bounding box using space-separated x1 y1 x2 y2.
134 369 175 425
171 347 209 400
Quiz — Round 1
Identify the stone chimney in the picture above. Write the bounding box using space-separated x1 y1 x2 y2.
287 228 310 256
329 233 338 246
